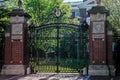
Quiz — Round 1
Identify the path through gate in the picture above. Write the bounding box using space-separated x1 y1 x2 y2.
28 23 88 73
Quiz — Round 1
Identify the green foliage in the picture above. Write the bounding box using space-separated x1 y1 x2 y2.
29 58 88 72
34 27 57 52
5 0 78 25
0 8 9 32
102 0 120 36
23 0 78 25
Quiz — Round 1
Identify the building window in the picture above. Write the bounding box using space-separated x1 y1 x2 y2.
72 5 77 7
75 12 80 17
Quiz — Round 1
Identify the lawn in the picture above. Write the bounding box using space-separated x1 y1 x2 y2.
30 58 89 73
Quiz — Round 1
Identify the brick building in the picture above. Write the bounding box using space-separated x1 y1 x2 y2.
64 0 96 24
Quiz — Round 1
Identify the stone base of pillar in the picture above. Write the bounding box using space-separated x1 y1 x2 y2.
88 65 115 76
109 65 116 76
1 65 31 75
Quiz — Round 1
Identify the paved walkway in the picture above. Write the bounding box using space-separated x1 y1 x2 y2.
0 73 120 80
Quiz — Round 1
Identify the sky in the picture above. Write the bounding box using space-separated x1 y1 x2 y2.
64 0 83 2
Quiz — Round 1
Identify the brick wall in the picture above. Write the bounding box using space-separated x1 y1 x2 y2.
11 40 23 64
5 36 11 64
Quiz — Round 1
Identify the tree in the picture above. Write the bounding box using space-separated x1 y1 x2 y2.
23 0 79 26
5 0 79 26
0 8 9 32
102 0 120 36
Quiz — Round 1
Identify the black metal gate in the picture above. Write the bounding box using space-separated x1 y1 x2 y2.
0 31 5 71
28 23 88 73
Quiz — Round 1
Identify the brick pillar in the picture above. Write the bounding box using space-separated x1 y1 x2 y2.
1 8 31 75
88 6 115 76
4 33 11 64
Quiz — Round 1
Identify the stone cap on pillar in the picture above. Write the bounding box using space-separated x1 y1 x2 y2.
88 6 109 16
9 0 31 18
9 9 31 18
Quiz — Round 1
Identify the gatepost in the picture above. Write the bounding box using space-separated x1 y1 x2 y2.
88 5 115 76
1 0 31 75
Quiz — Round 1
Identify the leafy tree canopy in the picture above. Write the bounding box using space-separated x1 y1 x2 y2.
5 0 79 26
102 0 120 36
0 8 9 32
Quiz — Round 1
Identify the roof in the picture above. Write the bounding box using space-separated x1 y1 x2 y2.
88 6 109 16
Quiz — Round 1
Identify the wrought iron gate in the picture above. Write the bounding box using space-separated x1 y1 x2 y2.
28 23 88 73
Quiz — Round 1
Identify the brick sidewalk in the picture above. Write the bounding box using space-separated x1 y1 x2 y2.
0 75 15 80
0 73 120 80
90 76 120 80
0 75 23 80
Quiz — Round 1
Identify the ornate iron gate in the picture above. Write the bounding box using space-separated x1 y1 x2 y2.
28 23 88 73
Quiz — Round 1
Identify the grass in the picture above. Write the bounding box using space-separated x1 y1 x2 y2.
35 65 78 73
30 58 89 73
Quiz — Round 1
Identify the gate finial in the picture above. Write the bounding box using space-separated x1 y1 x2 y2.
18 0 22 9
